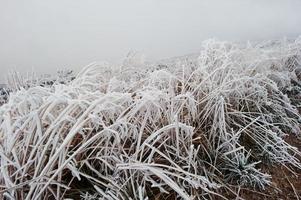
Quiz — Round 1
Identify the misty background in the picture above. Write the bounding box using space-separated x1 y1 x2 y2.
0 0 301 82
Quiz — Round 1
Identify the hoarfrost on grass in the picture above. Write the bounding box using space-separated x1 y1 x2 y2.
0 38 301 199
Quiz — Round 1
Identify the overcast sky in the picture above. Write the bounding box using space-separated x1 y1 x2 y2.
0 0 301 82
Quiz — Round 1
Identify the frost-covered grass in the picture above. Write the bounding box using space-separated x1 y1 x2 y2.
6 69 75 91
1 38 301 199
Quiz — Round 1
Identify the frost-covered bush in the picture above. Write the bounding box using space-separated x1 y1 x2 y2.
0 37 301 199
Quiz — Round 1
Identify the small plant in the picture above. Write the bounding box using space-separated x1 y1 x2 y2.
223 150 271 190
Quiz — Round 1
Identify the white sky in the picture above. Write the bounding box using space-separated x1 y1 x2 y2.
0 0 301 81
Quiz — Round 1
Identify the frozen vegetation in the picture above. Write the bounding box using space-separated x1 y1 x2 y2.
0 38 301 199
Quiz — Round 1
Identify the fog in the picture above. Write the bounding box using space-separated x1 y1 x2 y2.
0 0 301 82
